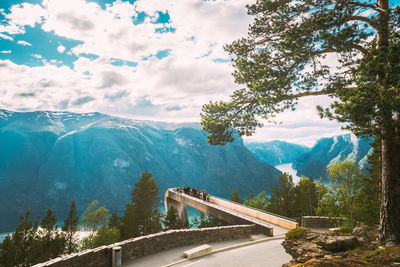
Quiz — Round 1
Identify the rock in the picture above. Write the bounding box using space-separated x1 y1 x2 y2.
282 238 327 263
332 251 349 258
386 241 397 247
352 227 367 238
283 231 360 264
316 235 358 252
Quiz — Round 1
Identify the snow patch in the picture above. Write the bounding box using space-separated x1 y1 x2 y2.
176 137 186 146
328 136 338 153
113 158 130 168
57 130 78 141
54 182 66 190
358 147 373 169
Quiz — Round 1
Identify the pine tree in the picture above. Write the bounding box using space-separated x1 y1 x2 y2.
292 177 318 218
62 200 79 254
163 206 186 230
230 188 244 204
0 209 40 267
108 210 122 229
268 173 295 217
82 200 110 232
200 0 400 243
245 192 270 211
121 172 162 238
38 209 65 262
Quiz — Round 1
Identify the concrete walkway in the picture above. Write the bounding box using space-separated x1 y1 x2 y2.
169 190 289 236
123 235 291 267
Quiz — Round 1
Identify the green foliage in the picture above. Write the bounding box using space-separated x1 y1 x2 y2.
285 227 308 240
120 203 137 239
37 209 66 262
0 209 65 266
200 0 399 146
269 173 295 217
120 172 162 239
62 200 79 254
108 210 122 229
198 0 400 243
230 188 244 204
245 191 270 211
360 139 381 226
82 200 110 232
41 208 57 235
163 206 186 230
292 177 318 218
0 209 40 267
317 161 365 224
190 212 229 228
81 226 120 250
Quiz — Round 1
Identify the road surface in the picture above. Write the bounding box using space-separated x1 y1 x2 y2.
124 237 291 267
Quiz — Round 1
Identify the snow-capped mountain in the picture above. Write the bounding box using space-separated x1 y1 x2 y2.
245 140 310 166
0 109 281 232
293 133 373 179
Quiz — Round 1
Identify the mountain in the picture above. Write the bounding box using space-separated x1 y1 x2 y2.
245 140 310 166
293 134 373 180
0 110 281 232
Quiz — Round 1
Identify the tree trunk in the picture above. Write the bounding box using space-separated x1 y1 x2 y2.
379 136 400 243
375 0 400 244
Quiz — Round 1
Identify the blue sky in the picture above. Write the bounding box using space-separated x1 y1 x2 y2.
0 0 395 146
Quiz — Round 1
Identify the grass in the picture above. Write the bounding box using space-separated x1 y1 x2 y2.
286 227 308 240
333 226 353 234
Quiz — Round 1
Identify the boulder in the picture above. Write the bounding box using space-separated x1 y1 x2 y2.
282 231 362 264
315 235 358 252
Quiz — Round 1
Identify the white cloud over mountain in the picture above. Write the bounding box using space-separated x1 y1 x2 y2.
0 0 348 145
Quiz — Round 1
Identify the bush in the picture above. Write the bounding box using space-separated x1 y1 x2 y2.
285 227 308 240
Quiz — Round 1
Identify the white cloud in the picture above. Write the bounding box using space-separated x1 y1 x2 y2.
243 95 350 146
5 3 46 28
0 33 14 41
32 54 43 59
17 40 32 46
57 44 66 53
0 0 348 144
0 50 11 54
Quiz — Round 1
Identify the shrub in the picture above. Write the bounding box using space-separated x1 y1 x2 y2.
286 227 307 240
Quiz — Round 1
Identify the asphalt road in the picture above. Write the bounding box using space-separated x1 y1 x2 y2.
124 238 292 267
173 239 291 267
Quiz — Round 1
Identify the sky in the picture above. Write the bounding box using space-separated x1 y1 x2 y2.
0 0 360 146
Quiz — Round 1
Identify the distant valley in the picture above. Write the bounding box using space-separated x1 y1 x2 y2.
245 133 373 181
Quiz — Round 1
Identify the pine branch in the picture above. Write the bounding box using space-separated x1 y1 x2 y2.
347 1 388 13
343 16 377 30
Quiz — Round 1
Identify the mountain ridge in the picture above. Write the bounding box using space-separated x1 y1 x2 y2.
0 109 281 232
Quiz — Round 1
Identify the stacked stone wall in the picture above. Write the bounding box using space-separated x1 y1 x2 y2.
301 216 344 228
33 224 255 267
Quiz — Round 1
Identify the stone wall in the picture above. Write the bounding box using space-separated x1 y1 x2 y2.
301 216 344 228
33 224 255 267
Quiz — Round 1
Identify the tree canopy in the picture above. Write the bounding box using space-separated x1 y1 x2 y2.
201 0 400 243
121 171 162 239
82 200 110 232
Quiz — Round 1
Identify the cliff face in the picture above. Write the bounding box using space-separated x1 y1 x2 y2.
293 134 372 180
0 110 281 231
245 140 310 166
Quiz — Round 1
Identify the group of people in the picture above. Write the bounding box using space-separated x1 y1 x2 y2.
173 186 210 201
